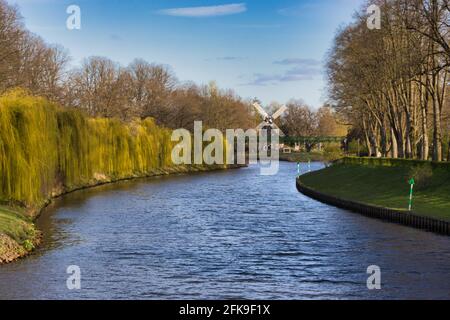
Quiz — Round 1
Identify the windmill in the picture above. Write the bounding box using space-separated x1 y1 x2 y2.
252 100 287 154
252 100 287 137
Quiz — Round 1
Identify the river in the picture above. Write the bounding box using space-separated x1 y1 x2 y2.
1 162 450 299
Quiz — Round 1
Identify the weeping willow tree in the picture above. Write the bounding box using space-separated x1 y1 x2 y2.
0 90 175 207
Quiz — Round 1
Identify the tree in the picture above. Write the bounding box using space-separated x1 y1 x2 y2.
0 1 69 101
67 57 132 119
0 0 24 92
316 106 348 137
18 34 69 101
127 59 176 123
281 100 316 137
326 0 449 161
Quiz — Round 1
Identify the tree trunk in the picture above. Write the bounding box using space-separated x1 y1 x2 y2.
405 119 413 159
421 84 429 160
432 89 443 161
391 128 398 158
380 121 388 157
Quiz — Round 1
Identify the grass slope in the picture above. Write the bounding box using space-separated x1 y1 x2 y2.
300 163 450 221
0 206 39 262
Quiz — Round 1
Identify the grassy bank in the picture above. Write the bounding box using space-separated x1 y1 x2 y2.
299 158 450 221
0 205 40 263
0 90 232 264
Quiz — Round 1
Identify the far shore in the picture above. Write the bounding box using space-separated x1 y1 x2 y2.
279 152 326 163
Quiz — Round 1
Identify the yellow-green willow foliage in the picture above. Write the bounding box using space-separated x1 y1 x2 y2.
0 90 174 206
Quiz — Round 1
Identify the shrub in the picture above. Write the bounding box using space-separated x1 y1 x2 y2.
323 143 343 165
348 140 368 157
22 239 34 252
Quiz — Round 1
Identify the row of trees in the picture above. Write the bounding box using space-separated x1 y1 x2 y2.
327 0 449 161
0 1 68 100
66 60 346 136
279 100 348 138
1 0 346 141
0 1 255 132
65 57 256 131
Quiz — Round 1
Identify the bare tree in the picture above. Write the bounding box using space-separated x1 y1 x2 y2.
0 0 25 92
127 59 176 123
327 0 448 161
67 57 132 119
18 34 69 101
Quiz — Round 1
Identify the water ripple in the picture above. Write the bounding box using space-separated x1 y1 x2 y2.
1 162 450 299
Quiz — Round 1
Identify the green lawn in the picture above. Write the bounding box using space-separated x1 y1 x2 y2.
299 163 450 221
0 205 37 249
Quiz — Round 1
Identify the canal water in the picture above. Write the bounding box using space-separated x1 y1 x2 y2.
1 162 450 299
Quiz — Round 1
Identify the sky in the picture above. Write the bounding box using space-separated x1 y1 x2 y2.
7 0 365 108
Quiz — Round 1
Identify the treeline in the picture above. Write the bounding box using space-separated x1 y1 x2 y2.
279 100 348 138
0 0 255 132
64 58 257 131
0 1 68 100
327 0 450 161
1 0 350 148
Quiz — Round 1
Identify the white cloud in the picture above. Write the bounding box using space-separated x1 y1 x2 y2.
157 3 247 18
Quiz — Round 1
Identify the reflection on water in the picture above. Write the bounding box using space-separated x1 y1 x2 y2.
1 162 450 299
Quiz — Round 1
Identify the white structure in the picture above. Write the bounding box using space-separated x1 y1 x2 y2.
252 101 287 137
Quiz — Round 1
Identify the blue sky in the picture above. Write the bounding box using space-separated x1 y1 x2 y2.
8 0 365 108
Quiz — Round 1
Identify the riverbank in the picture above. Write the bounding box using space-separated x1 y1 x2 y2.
279 152 325 163
0 164 240 264
0 205 41 263
0 90 242 264
297 157 450 232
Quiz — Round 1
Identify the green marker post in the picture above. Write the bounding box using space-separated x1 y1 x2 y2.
408 178 415 211
297 162 301 177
